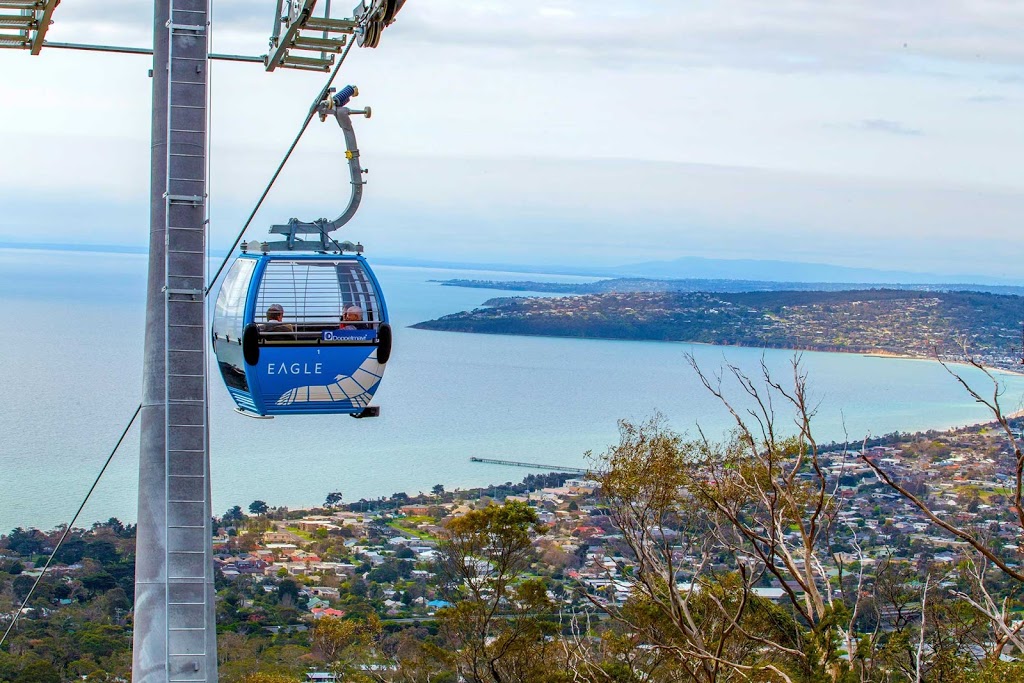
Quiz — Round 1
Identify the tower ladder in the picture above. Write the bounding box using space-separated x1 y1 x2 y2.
162 0 213 680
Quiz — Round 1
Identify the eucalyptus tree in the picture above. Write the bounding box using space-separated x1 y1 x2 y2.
434 500 565 683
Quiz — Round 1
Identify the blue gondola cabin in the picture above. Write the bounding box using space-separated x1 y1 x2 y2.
212 253 391 417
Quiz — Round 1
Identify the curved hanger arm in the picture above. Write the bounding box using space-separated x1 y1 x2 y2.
262 85 370 252
322 104 366 232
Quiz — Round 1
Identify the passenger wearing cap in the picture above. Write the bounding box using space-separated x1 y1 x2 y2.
261 304 295 335
340 305 365 330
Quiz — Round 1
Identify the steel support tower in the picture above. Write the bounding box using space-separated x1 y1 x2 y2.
134 0 215 680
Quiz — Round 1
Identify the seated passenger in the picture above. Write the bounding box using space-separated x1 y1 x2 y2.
340 305 365 330
261 304 295 335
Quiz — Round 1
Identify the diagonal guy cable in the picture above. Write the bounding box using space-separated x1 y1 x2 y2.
0 405 141 648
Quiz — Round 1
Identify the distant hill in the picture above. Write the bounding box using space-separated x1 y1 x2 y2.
380 254 1019 286
0 241 149 254
389 255 1022 286
413 289 1024 371
614 256 1018 285
3 241 1020 287
434 277 1024 297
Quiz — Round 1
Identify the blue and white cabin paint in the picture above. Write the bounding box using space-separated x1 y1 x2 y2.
212 253 391 416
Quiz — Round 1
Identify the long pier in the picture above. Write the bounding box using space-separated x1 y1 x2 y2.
469 456 590 475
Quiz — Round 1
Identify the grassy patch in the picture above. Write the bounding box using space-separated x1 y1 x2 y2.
981 487 1012 501
402 515 437 525
387 520 434 540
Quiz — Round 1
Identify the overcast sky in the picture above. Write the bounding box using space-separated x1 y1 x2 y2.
1 1 1022 277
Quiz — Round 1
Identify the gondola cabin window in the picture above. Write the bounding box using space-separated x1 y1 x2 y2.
212 258 256 391
254 260 382 344
213 258 256 343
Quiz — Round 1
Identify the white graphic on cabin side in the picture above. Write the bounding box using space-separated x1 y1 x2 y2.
275 352 384 406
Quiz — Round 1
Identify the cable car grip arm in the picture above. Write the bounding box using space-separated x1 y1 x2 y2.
317 84 371 233
264 85 370 252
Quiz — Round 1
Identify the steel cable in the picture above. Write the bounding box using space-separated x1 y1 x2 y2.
206 38 357 291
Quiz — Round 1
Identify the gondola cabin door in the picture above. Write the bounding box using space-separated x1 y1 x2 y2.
212 254 391 417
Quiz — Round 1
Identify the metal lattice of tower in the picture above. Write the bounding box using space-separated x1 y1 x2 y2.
133 0 216 680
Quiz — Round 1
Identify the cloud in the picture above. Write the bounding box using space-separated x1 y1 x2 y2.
56 0 268 32
388 1 1024 75
964 94 1010 104
852 118 924 136
44 1 1024 75
538 7 576 19
6 0 1021 281
2 154 1023 278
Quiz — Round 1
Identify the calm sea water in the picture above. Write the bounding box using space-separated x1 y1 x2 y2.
3 248 1023 532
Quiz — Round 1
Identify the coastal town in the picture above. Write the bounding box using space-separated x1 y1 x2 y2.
203 422 1024 623
4 415 1024 681
414 289 1024 372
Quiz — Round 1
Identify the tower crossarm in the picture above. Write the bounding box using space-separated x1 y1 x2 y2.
0 0 59 54
265 0 405 72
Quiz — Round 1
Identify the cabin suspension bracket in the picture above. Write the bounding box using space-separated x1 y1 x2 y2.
263 84 371 252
